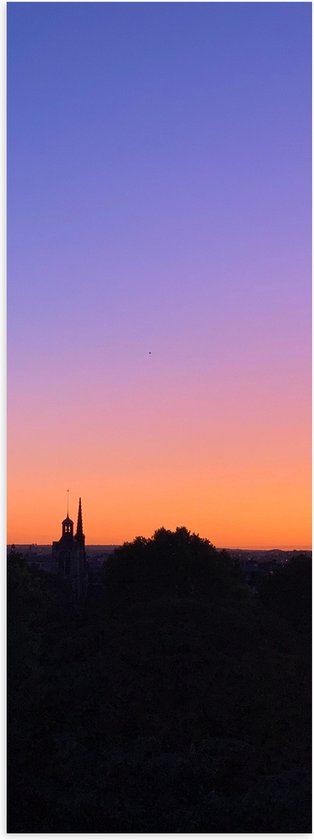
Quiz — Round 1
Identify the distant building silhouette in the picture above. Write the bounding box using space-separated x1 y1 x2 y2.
52 497 88 598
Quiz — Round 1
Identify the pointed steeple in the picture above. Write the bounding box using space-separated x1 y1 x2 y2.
75 497 85 545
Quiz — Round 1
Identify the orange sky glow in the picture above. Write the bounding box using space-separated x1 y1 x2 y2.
8 360 311 548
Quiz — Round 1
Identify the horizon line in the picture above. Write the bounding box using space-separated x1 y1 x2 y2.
8 541 312 552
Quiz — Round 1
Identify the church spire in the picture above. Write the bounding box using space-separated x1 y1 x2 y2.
76 497 84 544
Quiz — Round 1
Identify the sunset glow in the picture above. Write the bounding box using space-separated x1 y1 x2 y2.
8 3 311 548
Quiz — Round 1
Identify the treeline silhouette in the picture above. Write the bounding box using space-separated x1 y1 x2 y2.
7 528 311 832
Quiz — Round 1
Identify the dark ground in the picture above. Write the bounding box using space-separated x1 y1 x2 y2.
7 529 311 832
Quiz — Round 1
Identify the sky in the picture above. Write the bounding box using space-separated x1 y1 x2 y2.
8 2 311 548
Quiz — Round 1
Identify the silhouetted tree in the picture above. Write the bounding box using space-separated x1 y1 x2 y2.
102 526 246 611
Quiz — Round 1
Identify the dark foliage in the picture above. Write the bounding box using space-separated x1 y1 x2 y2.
258 554 311 636
103 527 246 610
7 533 311 832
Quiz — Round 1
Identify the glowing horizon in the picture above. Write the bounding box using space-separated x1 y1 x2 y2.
8 3 311 549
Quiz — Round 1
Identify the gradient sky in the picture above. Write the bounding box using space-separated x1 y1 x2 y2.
8 2 311 548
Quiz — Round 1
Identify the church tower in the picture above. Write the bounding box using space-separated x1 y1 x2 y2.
52 497 88 598
75 497 85 545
